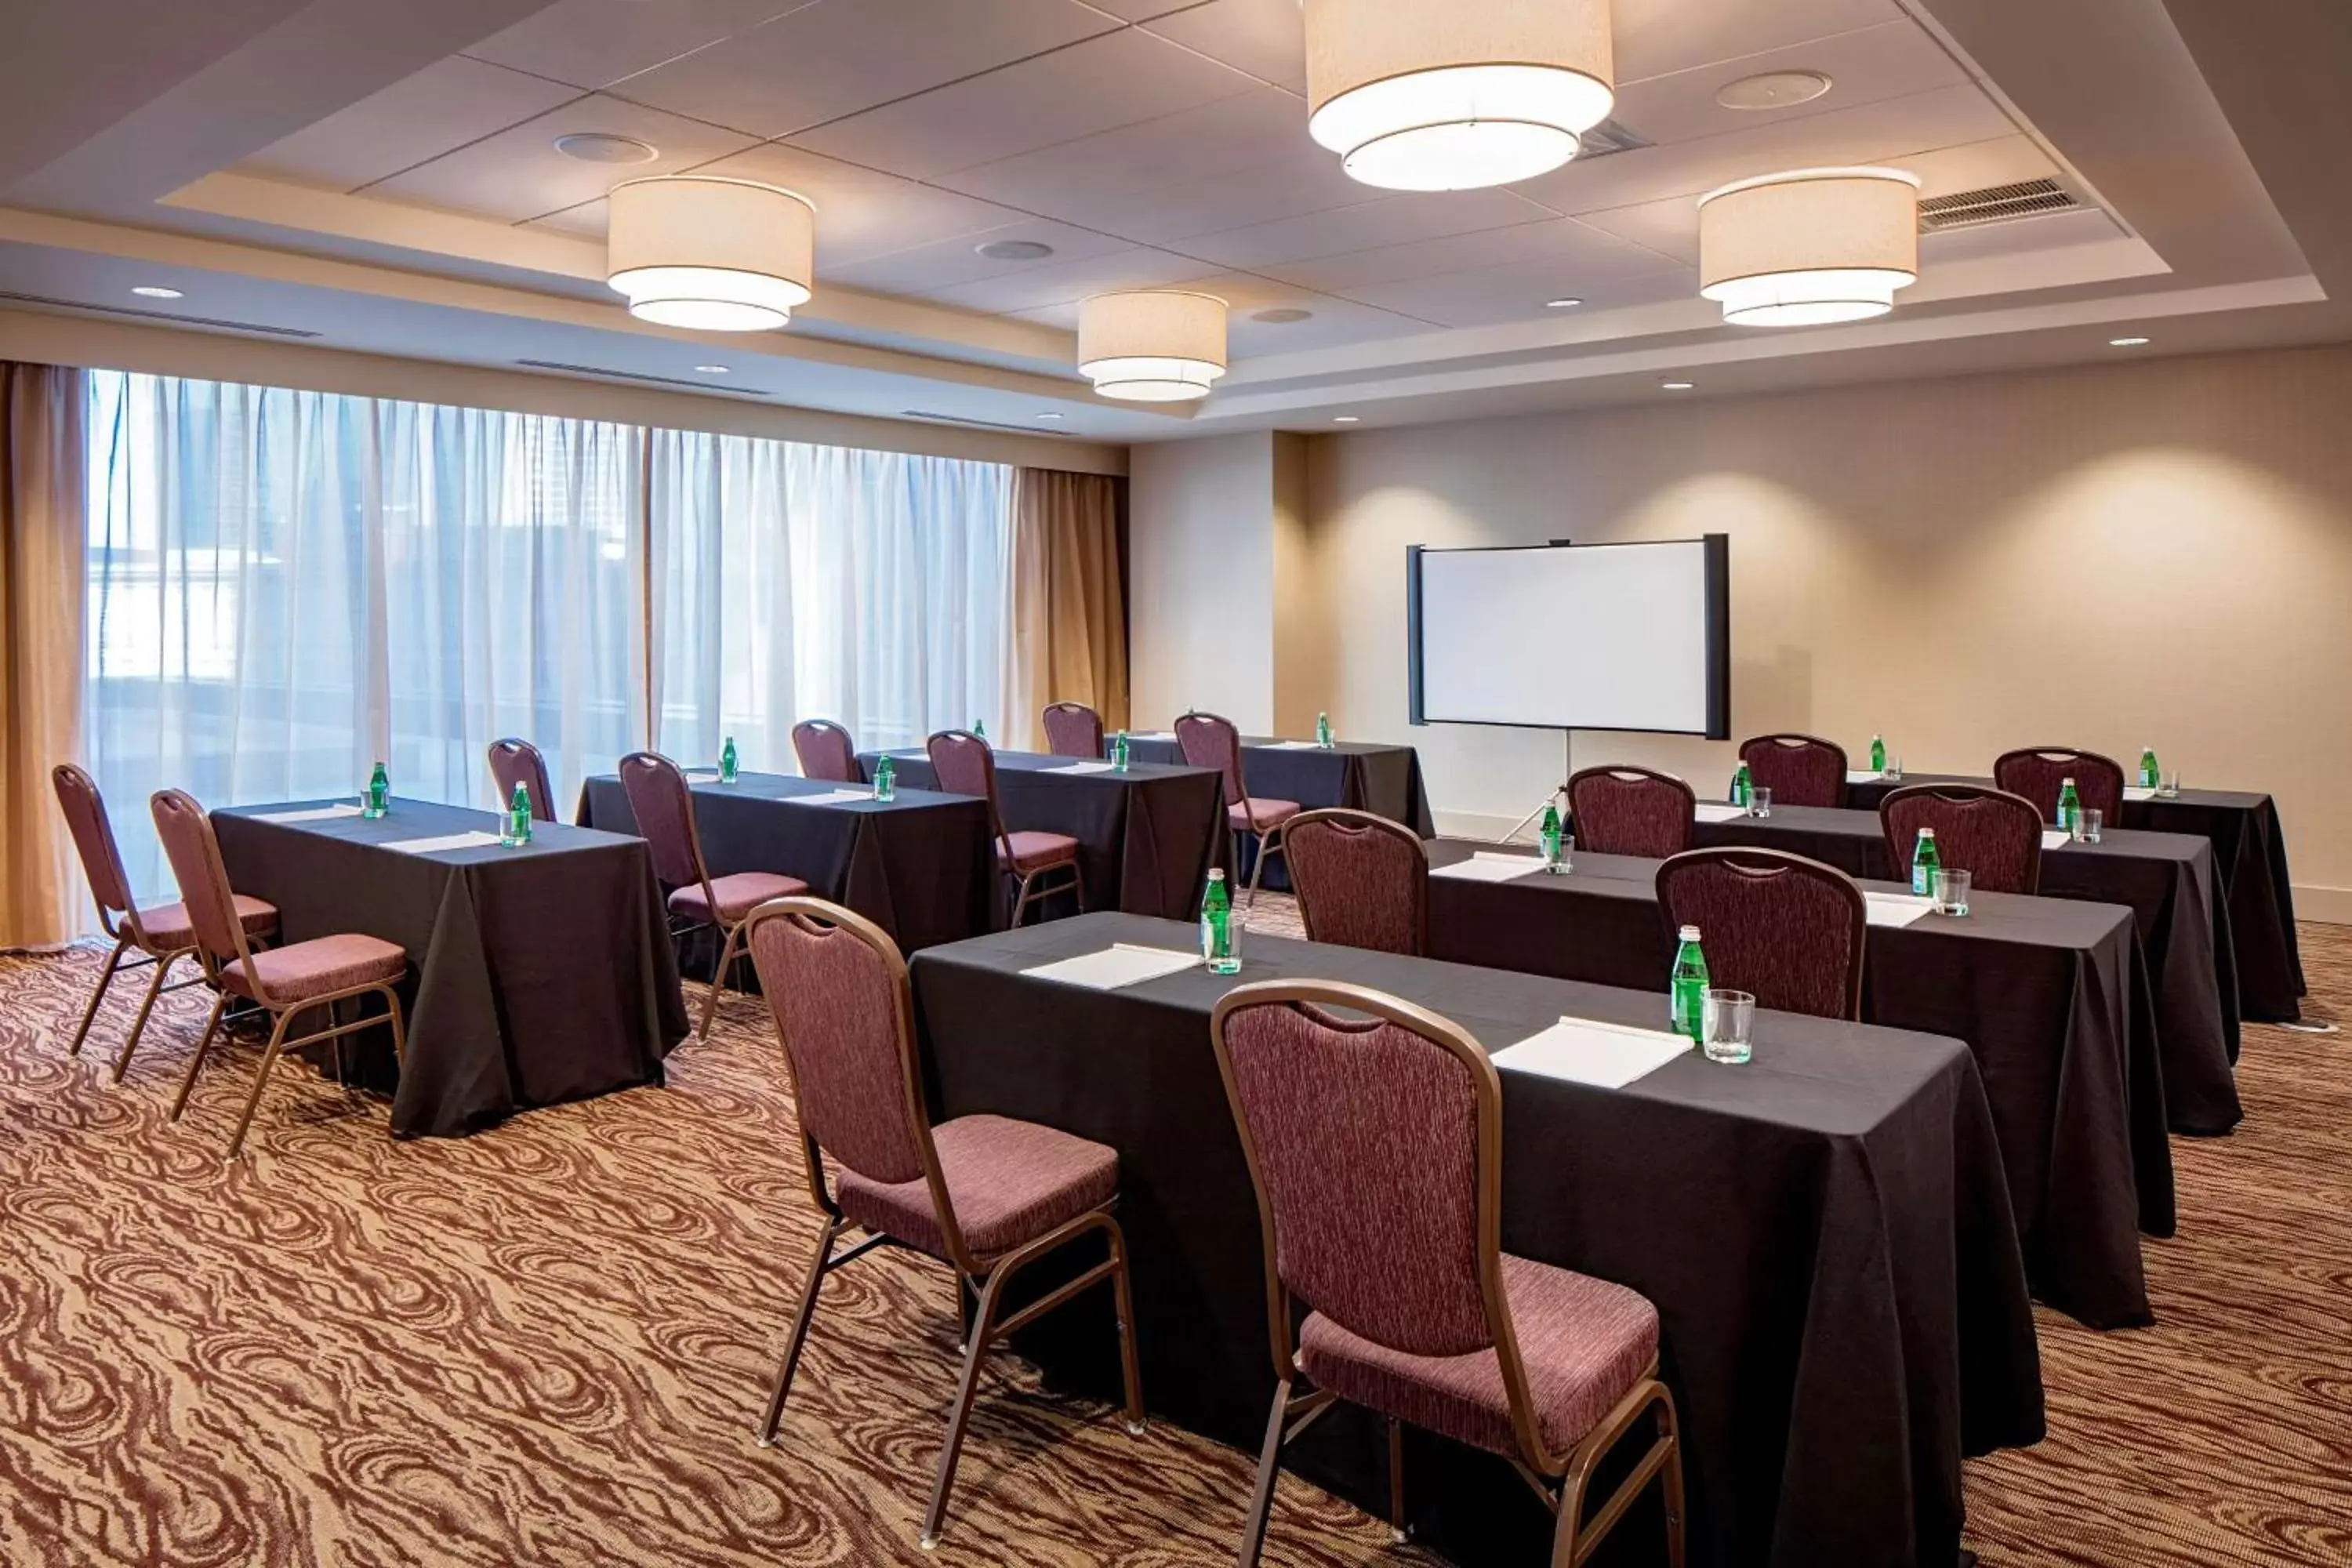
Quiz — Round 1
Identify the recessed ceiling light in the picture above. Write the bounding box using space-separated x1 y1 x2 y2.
976 238 1054 262
2110 336 2151 347
1661 381 1695 390
694 364 729 374
1036 412 1065 421
1333 416 1360 423
1252 307 1314 324
1715 71 1832 111
554 132 659 165
131 285 183 299
1545 296 1584 309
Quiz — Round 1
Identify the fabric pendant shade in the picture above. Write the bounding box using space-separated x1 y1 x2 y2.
1304 0 1615 192
1077 291 1228 402
606 176 815 332
1698 168 1922 327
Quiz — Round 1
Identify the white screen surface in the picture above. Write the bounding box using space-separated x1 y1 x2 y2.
1414 542 1718 732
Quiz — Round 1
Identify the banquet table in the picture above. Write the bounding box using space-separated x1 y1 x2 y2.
577 770 993 952
212 798 686 1138
907 912 2045 1568
858 747 1225 920
1425 839 2164 1328
1617 800 2243 1134
1121 732 1436 890
1846 773 2306 1022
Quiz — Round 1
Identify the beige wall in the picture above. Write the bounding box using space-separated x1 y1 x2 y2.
1129 433 1280 731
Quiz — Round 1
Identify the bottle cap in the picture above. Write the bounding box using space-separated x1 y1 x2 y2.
1208 868 1226 881
1678 924 1700 941
2062 775 2075 786
1918 827 1936 838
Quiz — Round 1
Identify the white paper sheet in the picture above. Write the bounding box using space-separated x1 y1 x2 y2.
789 788 876 806
1846 769 1886 785
2042 829 2072 851
383 830 506 855
1020 943 1200 990
1047 760 1117 775
1132 731 1178 741
253 803 364 824
1429 852 1544 884
1864 892 1938 928
683 771 720 783
2123 786 2158 802
1266 739 1327 750
1693 801 1751 823
1493 1016 1690 1089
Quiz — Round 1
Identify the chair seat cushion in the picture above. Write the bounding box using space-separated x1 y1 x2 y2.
221 932 407 1006
837 1113 1118 1264
998 830 1080 874
669 871 809 924
139 894 278 953
1298 1252 1659 1461
1231 798 1301 833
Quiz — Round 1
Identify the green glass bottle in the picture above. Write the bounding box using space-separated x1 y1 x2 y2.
1201 868 1240 975
1911 827 1941 897
973 718 986 741
1731 761 1752 808
873 753 895 802
2056 777 2082 833
1316 711 1334 749
1111 730 1131 773
1870 734 1887 773
1670 926 1709 1041
2139 746 2160 789
364 760 390 819
1539 802 1564 873
503 782 532 847
720 735 739 785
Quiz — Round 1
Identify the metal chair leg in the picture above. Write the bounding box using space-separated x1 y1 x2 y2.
758 1216 848 1446
1658 1392 1687 1568
224 1010 295 1160
1106 1218 1146 1436
920 1263 1013 1550
1235 1377 1293 1568
66 937 132 1057
110 951 180 1081
1245 825 1279 911
1388 1417 1408 1543
169 993 231 1121
698 920 744 1040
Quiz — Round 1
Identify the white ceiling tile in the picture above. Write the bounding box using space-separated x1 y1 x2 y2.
1142 0 1308 94
465 0 812 92
1050 148 1374 245
1897 134 2060 201
1076 0 1199 19
614 0 1121 140
240 58 581 191
1611 0 1904 83
935 85 1305 216
1340 260 1695 329
1167 187 1559 269
926 245 1210 312
1609 20 1967 149
786 29 1261 179
1573 199 1702 266
368 95 758 221
1264 216 1679 293
826 215 1134 294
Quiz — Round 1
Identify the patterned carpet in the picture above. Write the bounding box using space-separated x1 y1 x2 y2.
2 899 2348 1567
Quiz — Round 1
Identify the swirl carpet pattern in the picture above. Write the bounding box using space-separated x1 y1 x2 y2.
2 898 2349 1566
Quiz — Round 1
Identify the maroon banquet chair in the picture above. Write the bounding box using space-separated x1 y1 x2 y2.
1994 747 2126 826
1880 784 2046 895
1210 980 1685 1567
148 789 407 1160
486 738 557 822
742 896 1143 1548
1737 733 1849 809
1566 766 1696 860
618 751 808 1040
1177 711 1296 909
1654 846 1867 1022
792 720 862 785
1283 808 1428 956
51 764 280 1081
927 728 1083 927
1042 701 1106 760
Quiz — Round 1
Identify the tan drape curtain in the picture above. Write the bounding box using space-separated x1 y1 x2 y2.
1008 468 1129 750
0 362 87 950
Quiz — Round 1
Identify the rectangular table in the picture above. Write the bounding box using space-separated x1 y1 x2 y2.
1123 732 1436 891
858 748 1225 920
1426 840 2165 1329
1847 773 2306 1022
909 913 2045 1568
1621 801 2243 1134
577 771 993 953
212 798 687 1138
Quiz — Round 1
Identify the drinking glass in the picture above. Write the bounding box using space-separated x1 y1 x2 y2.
1701 990 1755 1065
2082 808 2103 844
2158 770 2183 800
1546 833 1575 875
1884 756 1904 782
1748 786 1773 818
1934 867 1972 917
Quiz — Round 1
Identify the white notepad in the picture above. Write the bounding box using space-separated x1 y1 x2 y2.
2042 829 2072 851
1494 1017 1690 1089
254 803 364 824
1864 892 1938 928
2123 786 2158 802
1694 802 1752 823
683 771 720 783
383 830 506 855
1846 769 1886 785
789 788 876 806
1266 739 1327 750
1047 760 1117 775
1430 852 1544 884
1132 731 1178 741
1021 943 1200 990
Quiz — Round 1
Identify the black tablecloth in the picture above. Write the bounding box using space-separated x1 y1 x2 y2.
858 749 1225 920
1123 734 1436 891
212 799 686 1138
1426 840 2164 1328
1635 802 2243 1134
577 771 993 952
1847 774 2305 1022
909 913 2045 1568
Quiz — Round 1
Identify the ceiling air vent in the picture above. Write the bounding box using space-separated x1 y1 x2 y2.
0 290 321 337
1917 177 2079 233
517 359 771 396
1575 118 1653 159
901 409 1073 435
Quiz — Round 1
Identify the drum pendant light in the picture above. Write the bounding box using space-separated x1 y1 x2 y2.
1698 168 1922 327
606 176 815 332
1077 291 1229 402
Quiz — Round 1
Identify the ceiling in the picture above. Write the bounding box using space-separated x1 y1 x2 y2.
0 0 2343 441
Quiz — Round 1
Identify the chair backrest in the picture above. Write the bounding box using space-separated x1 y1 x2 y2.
52 763 138 931
1737 733 1849 809
1654 847 1867 1021
1566 766 1696 859
1284 808 1428 956
744 897 967 1262
793 720 862 784
1993 747 2125 825
1041 702 1105 760
1174 711 1246 807
486 738 556 822
925 730 1011 851
1211 981 1552 1467
617 751 711 895
147 789 264 985
1879 784 2045 895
